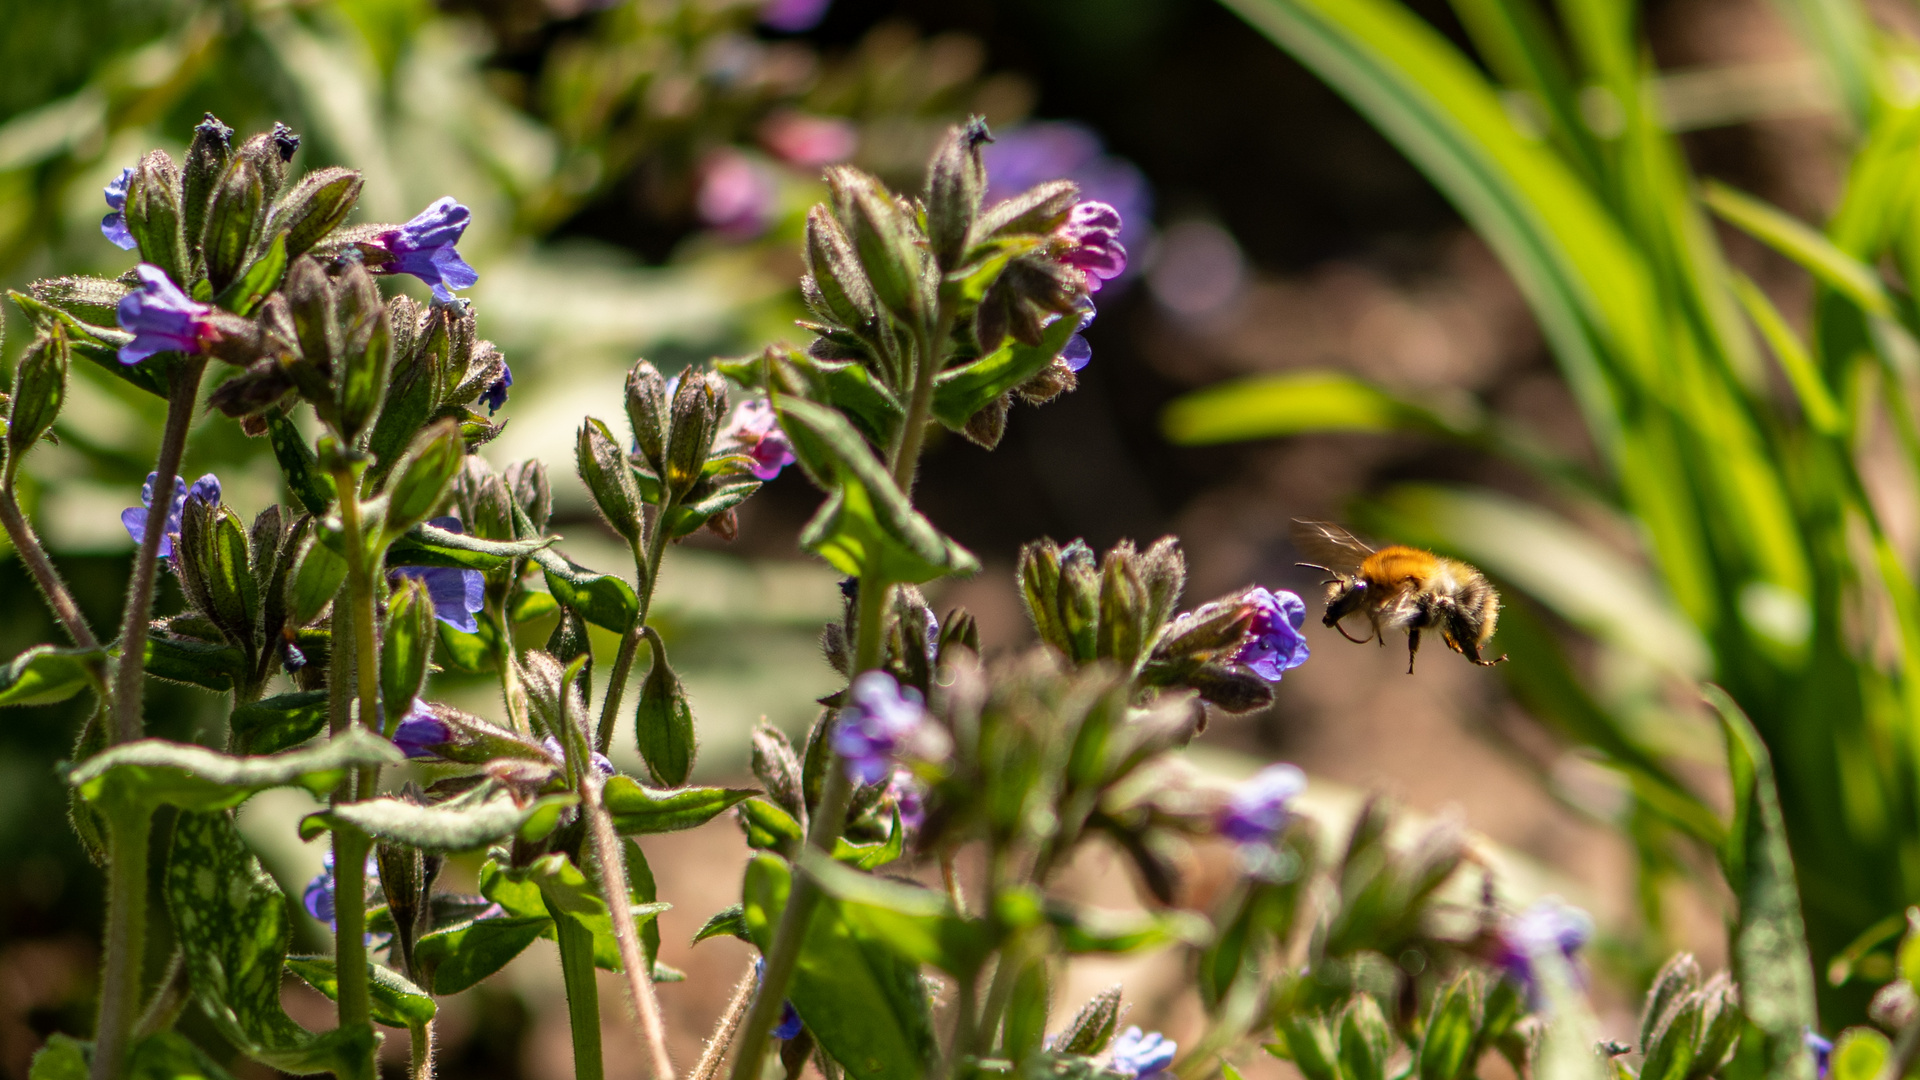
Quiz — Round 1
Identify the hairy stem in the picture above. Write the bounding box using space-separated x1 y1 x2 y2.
491 608 531 733
692 966 757 1080
329 464 380 1079
111 358 205 743
410 1021 435 1080
556 910 607 1080
132 948 187 1038
0 488 97 649
583 773 676 1080
729 565 890 1080
90 801 153 1080
596 627 641 754
888 312 954 494
331 827 374 1080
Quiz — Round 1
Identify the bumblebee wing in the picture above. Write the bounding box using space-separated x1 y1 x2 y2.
1290 519 1374 574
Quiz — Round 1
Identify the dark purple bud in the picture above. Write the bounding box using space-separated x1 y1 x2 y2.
116 265 215 365
374 197 479 303
392 704 454 760
1232 587 1309 682
480 361 512 415
101 168 136 250
271 122 301 162
1216 763 1305 845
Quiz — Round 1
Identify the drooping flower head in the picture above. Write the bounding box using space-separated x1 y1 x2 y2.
375 197 479 303
1109 1027 1176 1080
1233 587 1310 682
388 516 485 633
722 398 796 481
697 149 779 238
832 671 927 785
117 265 216 366
985 121 1152 285
758 0 831 32
1217 763 1306 845
1492 897 1593 1004
480 362 513 416
101 168 136 250
753 957 806 1040
1806 1030 1832 1080
391 703 453 760
121 472 221 559
1058 201 1128 292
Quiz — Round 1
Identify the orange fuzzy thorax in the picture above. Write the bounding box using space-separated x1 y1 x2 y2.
1357 546 1441 592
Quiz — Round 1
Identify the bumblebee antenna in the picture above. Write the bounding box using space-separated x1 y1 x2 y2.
1296 561 1342 585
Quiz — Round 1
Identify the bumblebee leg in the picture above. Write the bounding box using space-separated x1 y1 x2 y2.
1334 618 1372 644
1406 629 1420 674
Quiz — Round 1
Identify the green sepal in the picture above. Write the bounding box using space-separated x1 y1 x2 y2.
213 229 288 315
0 645 103 706
285 955 437 1028
128 1031 241 1080
738 796 804 850
27 1033 87 1080
480 855 671 973
930 311 1076 431
70 728 400 812
694 904 751 944
382 420 464 539
229 690 330 755
7 291 168 398
299 783 578 852
803 851 995 979
603 776 755 835
832 808 904 870
141 634 248 692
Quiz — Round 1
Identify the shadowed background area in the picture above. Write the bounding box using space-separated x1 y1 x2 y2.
0 0 1849 1074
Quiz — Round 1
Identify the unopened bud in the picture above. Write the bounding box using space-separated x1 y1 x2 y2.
7 330 68 475
202 156 264 292
127 151 188 284
829 166 928 323
267 166 363 257
505 459 552 536
625 361 670 476
925 117 990 271
577 417 644 543
181 114 234 259
1058 539 1100 662
665 371 726 498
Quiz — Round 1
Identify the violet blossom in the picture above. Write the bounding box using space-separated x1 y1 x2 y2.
758 0 830 32
1217 763 1306 845
375 197 479 303
831 671 926 785
1058 201 1128 292
388 516 485 633
1233 587 1309 681
1109 1027 1176 1080
696 149 779 238
116 265 216 365
101 168 136 250
1492 897 1593 1004
984 121 1152 277
1058 297 1096 372
303 850 380 933
121 472 221 559
391 704 453 760
889 767 926 833
1806 1031 1832 1080
722 398 796 480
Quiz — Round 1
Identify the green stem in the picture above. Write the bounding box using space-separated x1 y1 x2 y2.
729 565 890 1080
331 827 374 1080
888 312 954 494
328 463 380 1080
596 628 641 754
556 911 607 1080
490 608 532 733
132 948 187 1038
410 1021 435 1080
90 801 153 1080
600 512 673 754
111 358 205 743
583 772 676 1079
0 486 97 649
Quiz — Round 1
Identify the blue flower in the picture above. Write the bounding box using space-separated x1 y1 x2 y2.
480 361 512 415
376 197 479 303
542 735 616 778
1217 763 1306 845
117 265 215 365
121 472 220 558
1493 897 1593 1004
1806 1031 1832 1080
753 958 805 1040
1233 587 1309 682
101 168 136 250
388 516 486 633
392 704 452 760
831 671 926 785
303 851 381 934
1058 297 1096 372
1109 1027 1176 1080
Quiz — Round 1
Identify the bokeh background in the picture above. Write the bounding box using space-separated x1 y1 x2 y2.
0 0 1845 1075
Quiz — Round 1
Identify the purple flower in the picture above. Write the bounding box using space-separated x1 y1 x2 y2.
696 150 779 239
1493 897 1593 1003
753 957 805 1039
480 362 512 415
1806 1031 1832 1079
758 0 830 32
541 735 615 777
303 851 380 933
984 121 1152 273
1217 763 1306 845
375 198 479 303
121 472 221 558
1233 588 1309 682
1058 201 1128 292
832 671 926 785
722 398 796 481
101 168 136 250
1057 297 1096 372
1109 1027 1176 1080
116 265 215 365
388 517 485 633
392 704 452 760
889 767 926 833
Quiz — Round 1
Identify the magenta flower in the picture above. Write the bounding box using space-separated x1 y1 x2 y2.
760 111 858 167
1216 763 1305 845
116 265 215 365
1058 201 1128 292
696 150 779 239
722 398 796 480
101 168 136 250
984 121 1153 272
388 516 486 633
375 197 479 303
122 472 221 558
1233 587 1309 682
759 0 830 32
832 671 926 785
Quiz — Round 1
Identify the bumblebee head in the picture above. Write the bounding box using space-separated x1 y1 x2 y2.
1321 576 1369 626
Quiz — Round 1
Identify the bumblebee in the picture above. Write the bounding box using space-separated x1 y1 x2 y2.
1290 520 1506 674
